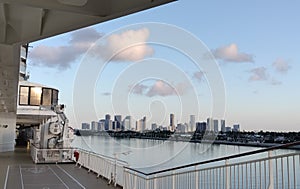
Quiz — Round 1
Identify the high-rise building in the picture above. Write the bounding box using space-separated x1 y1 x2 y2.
136 116 146 132
108 120 113 130
177 123 186 133
98 119 105 131
81 123 90 130
207 118 213 131
196 122 207 132
91 121 98 131
151 123 157 131
189 115 196 132
114 115 122 130
233 124 240 132
105 114 111 130
112 121 117 131
225 126 232 132
123 116 131 131
213 119 218 133
221 120 226 133
136 120 140 131
170 114 175 131
142 116 146 131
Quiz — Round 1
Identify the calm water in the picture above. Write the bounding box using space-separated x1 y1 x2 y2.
71 136 297 173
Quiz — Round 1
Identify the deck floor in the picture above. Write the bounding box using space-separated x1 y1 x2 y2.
0 148 121 189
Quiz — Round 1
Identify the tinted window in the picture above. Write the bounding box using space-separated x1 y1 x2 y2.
30 87 42 105
42 88 52 106
19 86 29 105
52 90 58 105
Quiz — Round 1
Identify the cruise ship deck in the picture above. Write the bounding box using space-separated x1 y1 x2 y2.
0 147 121 189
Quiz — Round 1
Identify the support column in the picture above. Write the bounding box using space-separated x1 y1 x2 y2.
0 44 20 152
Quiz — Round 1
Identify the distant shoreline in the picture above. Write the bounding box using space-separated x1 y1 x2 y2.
74 129 300 150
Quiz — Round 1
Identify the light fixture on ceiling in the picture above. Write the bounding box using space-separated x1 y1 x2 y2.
57 0 88 6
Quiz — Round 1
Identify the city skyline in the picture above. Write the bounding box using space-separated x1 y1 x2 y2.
26 0 300 131
80 113 238 133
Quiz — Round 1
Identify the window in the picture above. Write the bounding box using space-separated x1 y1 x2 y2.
30 87 42 106
19 86 29 105
42 88 52 106
52 90 58 105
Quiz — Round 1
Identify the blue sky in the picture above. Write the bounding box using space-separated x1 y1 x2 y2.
27 0 300 131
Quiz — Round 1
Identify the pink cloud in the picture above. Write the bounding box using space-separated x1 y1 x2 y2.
213 43 254 63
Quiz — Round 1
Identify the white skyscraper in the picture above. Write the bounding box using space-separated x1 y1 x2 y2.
213 119 218 133
189 115 196 132
136 116 146 132
123 116 131 131
207 118 213 131
91 121 98 131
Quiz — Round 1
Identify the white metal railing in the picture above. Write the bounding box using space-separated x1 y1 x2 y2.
75 148 128 187
124 142 300 189
31 144 73 163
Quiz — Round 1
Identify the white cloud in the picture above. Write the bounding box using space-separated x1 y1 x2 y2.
29 27 102 69
129 80 189 97
249 67 268 81
213 43 254 63
103 28 154 62
272 58 291 74
28 27 153 68
146 80 188 97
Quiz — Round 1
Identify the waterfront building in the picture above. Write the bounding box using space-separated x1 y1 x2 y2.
196 122 207 132
82 123 90 130
136 121 140 131
170 114 175 131
189 115 196 132
136 118 146 132
112 121 117 131
207 118 213 131
177 123 186 133
123 116 131 131
213 119 219 133
91 121 98 131
225 126 232 132
221 120 226 133
105 114 111 130
142 116 146 131
98 119 105 131
151 123 158 131
114 115 122 130
233 124 240 132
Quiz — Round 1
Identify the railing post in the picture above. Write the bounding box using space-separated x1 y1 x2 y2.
154 174 157 189
268 151 274 189
88 152 91 172
134 172 137 189
146 176 149 189
172 171 176 189
226 159 230 189
195 166 198 189
114 154 117 187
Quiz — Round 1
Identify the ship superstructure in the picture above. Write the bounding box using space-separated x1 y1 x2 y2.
16 45 74 163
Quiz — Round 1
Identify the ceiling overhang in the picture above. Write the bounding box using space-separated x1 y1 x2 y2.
0 0 176 45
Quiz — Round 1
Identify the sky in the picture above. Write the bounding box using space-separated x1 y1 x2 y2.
26 0 300 131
